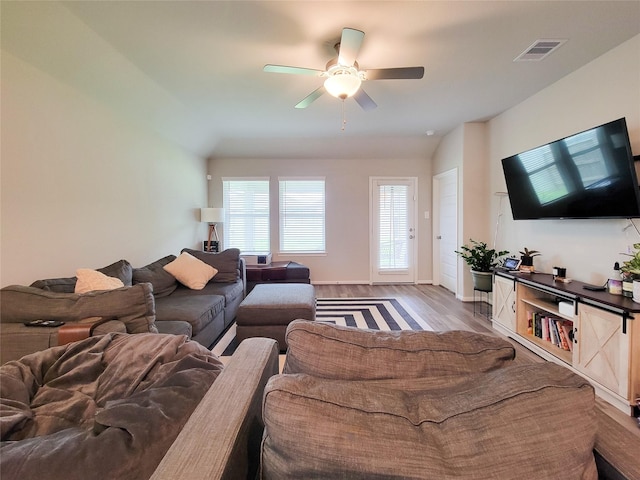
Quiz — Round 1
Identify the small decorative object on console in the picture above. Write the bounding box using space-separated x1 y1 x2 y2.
502 257 521 271
608 262 623 295
552 266 567 281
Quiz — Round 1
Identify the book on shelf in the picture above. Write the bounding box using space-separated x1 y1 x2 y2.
526 309 534 336
549 319 558 346
541 315 550 342
528 311 573 352
534 312 543 338
560 322 574 351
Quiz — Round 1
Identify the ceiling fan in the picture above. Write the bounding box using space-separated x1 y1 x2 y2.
264 27 424 110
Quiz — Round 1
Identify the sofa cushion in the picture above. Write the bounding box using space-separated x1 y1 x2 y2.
154 293 225 336
132 255 178 298
283 320 516 379
30 260 133 293
169 280 244 306
0 283 158 334
163 252 217 290
74 269 124 294
181 248 240 283
261 363 597 480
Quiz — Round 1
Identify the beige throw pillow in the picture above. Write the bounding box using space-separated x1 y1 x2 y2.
163 252 217 290
75 269 125 294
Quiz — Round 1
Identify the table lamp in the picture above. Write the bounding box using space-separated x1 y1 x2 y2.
200 208 225 252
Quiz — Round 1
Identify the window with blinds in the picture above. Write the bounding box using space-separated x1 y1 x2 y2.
222 178 270 252
279 178 325 254
378 184 408 270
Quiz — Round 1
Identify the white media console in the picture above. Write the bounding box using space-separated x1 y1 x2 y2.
492 270 639 415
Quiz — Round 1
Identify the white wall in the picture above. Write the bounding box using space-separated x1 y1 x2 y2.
208 156 432 284
432 122 491 299
489 34 640 286
0 52 208 286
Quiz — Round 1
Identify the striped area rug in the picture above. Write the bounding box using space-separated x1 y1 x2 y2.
212 297 432 357
315 297 433 331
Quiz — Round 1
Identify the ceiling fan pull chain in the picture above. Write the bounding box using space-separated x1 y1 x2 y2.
341 99 347 131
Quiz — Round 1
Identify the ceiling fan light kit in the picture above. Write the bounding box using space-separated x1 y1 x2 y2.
323 65 362 99
264 27 425 117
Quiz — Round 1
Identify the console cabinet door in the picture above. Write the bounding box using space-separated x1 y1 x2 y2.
493 275 516 332
574 304 630 399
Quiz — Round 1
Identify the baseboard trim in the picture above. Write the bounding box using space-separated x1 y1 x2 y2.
313 280 435 286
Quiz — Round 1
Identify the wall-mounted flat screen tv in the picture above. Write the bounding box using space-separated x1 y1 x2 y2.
501 118 640 219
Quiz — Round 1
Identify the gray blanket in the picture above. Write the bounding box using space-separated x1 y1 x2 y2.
0 332 223 480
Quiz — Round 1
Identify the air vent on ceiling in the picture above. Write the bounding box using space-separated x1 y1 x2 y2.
514 39 567 62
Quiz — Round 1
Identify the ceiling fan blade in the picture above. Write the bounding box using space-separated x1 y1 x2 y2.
295 86 325 109
364 67 425 80
337 28 364 67
264 64 324 76
353 88 377 111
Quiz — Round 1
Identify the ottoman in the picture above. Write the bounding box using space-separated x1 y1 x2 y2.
236 284 316 350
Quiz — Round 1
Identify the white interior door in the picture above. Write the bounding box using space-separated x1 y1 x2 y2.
433 169 458 293
370 177 417 284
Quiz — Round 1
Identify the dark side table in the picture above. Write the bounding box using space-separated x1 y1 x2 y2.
245 261 310 293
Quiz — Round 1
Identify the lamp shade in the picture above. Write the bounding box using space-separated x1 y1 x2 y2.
200 207 225 223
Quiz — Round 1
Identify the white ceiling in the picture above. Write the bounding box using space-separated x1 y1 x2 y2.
2 1 639 160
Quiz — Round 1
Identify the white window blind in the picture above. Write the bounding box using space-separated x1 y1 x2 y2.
279 178 325 253
223 178 270 252
378 184 408 269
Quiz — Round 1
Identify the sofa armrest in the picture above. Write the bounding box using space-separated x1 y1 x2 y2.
0 323 57 365
594 406 640 480
0 283 158 334
0 320 127 364
150 337 279 480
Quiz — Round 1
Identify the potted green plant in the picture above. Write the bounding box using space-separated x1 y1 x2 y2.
620 243 640 299
621 243 640 275
519 247 541 272
455 239 508 291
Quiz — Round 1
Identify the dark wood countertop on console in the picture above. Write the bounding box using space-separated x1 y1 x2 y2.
495 270 640 315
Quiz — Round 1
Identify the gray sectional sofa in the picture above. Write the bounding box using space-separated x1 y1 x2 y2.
0 248 245 363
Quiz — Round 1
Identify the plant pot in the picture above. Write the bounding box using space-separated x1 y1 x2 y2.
471 270 493 292
633 280 640 303
520 256 534 267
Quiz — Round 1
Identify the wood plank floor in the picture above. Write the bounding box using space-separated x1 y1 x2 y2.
314 283 640 477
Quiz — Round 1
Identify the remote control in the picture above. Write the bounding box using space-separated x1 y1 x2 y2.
24 320 65 327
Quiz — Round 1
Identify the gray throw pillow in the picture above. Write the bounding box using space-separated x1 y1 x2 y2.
30 260 133 292
283 320 516 379
98 260 133 286
132 255 178 298
180 248 240 283
262 363 597 479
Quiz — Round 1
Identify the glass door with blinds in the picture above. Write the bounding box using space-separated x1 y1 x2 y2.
370 177 417 284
